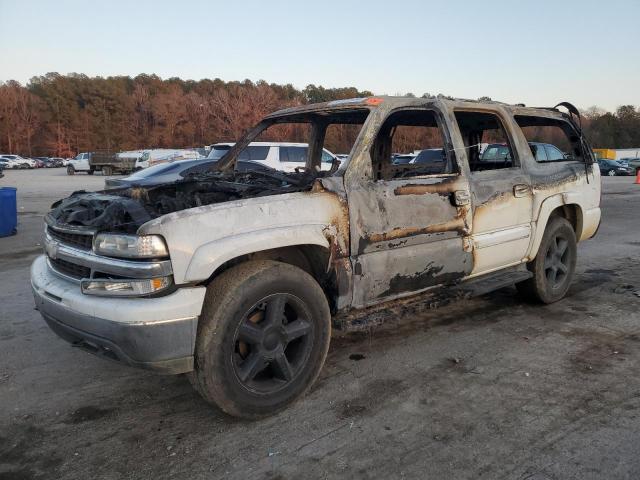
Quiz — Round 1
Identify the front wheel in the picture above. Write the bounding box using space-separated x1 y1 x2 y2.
517 216 577 304
67 165 75 175
190 260 331 419
607 170 616 176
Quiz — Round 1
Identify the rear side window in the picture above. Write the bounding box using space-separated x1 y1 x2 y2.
279 146 307 163
238 145 270 161
515 115 583 163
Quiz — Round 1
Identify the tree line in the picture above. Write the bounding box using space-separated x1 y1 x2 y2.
0 73 638 157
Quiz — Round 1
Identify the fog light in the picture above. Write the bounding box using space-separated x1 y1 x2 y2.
81 277 172 297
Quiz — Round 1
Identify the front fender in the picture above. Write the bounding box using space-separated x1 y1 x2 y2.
183 224 331 283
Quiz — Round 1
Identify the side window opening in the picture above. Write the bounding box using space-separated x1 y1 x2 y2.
371 109 455 181
514 115 583 163
454 111 516 172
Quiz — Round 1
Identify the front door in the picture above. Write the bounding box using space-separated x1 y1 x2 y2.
346 107 473 308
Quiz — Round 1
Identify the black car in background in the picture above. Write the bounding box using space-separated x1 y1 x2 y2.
597 159 633 176
104 159 274 189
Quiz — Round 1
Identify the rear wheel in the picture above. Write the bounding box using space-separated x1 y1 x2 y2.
607 170 616 176
102 166 113 176
517 216 577 303
190 260 331 418
87 168 94 175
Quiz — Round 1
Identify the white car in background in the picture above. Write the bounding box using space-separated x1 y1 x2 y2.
0 154 36 169
208 142 338 172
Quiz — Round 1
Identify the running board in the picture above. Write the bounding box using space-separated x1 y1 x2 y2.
452 268 533 298
334 267 533 331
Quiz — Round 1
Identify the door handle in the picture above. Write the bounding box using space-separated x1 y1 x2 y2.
513 184 531 197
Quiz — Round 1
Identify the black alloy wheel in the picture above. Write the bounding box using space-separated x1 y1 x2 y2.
232 293 313 394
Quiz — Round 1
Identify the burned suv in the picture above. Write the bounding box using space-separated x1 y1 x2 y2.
31 97 601 418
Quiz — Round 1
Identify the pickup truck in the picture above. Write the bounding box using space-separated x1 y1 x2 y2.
67 151 138 176
31 96 601 418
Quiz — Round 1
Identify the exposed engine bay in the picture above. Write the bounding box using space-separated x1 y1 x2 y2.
48 169 324 233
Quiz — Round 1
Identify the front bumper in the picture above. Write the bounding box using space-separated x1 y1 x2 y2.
31 255 206 374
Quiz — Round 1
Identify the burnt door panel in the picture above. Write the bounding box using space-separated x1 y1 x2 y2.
348 175 472 308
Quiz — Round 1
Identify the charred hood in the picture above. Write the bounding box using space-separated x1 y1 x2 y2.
48 169 324 233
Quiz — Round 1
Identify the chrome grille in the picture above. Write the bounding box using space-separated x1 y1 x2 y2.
47 227 93 250
49 257 91 280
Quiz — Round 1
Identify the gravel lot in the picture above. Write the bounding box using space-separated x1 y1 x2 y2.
1 168 639 480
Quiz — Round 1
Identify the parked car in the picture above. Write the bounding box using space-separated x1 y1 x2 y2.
392 154 416 165
104 159 275 189
33 96 601 419
48 157 65 168
33 157 49 168
0 155 35 169
408 148 450 174
619 157 640 173
209 142 338 172
597 159 633 176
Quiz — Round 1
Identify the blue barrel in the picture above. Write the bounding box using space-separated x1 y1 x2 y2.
0 187 17 237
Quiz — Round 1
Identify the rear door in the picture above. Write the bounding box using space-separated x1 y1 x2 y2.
452 110 534 275
346 107 473 308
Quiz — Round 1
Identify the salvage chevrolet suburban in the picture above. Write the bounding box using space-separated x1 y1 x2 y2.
31 96 601 418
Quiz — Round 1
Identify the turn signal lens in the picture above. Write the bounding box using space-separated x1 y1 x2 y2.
81 276 172 297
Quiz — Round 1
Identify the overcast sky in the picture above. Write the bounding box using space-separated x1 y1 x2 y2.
1 0 638 111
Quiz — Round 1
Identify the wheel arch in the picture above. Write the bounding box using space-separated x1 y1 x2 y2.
184 226 345 313
527 195 584 261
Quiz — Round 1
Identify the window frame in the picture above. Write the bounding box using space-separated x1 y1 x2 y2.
513 114 585 165
452 108 522 173
370 106 459 182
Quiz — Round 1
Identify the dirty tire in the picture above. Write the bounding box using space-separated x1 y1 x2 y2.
517 216 577 304
102 166 113 176
189 260 331 419
67 165 75 175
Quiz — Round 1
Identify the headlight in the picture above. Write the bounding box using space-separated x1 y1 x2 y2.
93 234 168 259
81 276 172 296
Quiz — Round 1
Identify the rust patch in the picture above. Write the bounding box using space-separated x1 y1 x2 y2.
365 217 466 243
393 182 457 196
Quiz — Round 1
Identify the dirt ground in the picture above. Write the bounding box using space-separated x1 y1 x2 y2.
1 168 639 480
